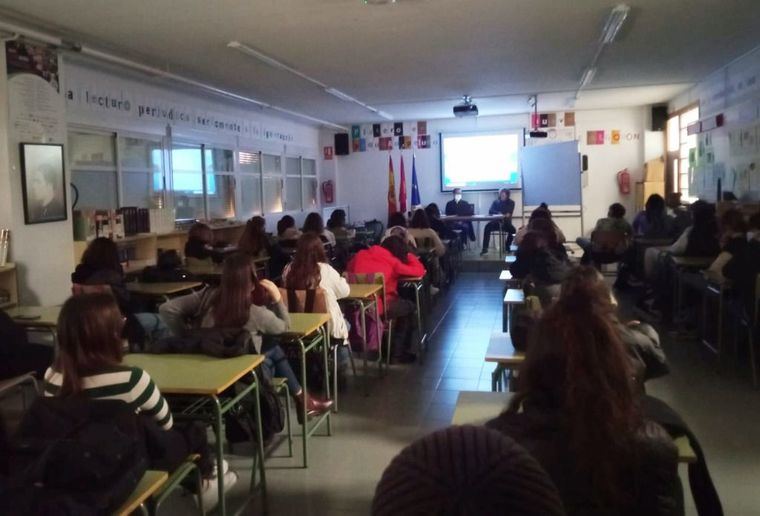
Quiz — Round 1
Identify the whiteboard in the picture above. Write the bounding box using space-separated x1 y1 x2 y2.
520 141 581 206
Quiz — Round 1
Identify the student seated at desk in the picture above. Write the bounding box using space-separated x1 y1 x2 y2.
159 252 332 422
43 294 229 509
238 216 271 259
72 237 165 346
0 308 53 380
666 192 691 237
424 203 458 241
283 233 351 372
643 200 719 280
407 209 445 256
514 206 566 246
706 208 747 282
346 235 426 364
185 222 225 264
511 222 572 305
577 202 632 267
277 215 302 244
486 267 682 515
326 209 351 241
373 425 566 516
481 188 516 255
632 194 674 240
303 212 336 247
383 212 417 248
444 188 476 243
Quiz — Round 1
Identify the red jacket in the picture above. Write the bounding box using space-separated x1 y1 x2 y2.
346 245 425 314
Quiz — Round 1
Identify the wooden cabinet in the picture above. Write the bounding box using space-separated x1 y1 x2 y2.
0 263 19 309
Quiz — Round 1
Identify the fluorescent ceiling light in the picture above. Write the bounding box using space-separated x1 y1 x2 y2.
229 40 391 120
600 4 630 44
325 87 359 103
580 67 597 89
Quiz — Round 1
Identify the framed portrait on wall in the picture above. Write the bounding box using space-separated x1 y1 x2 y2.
19 143 67 224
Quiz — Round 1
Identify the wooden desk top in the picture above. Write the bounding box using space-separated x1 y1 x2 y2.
503 289 525 304
114 470 168 516
670 256 715 269
124 354 264 395
499 270 513 281
451 391 697 464
283 312 331 338
126 281 203 296
485 332 525 365
7 306 60 328
400 276 424 282
346 283 383 299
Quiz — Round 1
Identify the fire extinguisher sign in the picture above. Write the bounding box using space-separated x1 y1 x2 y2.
323 146 334 160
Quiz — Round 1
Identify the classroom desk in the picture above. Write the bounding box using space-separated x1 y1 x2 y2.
7 305 60 343
485 332 525 391
341 283 384 396
399 276 428 360
451 391 697 464
123 353 266 516
114 470 168 516
669 255 715 320
281 312 333 468
442 214 511 256
702 272 731 362
502 289 525 332
126 281 203 302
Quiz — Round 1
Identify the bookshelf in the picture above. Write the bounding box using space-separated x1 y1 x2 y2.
0 263 18 309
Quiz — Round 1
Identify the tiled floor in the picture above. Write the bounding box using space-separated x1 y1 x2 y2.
4 272 760 514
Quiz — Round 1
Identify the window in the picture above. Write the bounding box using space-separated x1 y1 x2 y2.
238 151 262 219
302 158 318 210
666 106 699 201
171 143 205 220
262 153 283 213
120 136 165 209
205 148 236 220
68 131 118 210
285 157 302 211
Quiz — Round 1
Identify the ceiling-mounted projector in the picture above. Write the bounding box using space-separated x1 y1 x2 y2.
454 95 478 117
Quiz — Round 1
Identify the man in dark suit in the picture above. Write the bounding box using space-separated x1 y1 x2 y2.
481 189 516 255
445 188 475 243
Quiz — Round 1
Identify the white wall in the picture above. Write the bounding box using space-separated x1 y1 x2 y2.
326 107 650 239
0 47 73 306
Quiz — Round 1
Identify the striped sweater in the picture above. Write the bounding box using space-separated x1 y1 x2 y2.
43 365 173 430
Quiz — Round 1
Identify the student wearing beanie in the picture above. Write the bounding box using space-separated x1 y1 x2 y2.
372 424 565 516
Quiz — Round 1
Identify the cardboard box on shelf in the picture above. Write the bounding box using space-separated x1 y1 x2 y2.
643 158 665 182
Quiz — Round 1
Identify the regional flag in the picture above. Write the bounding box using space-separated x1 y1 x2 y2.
399 155 407 214
387 155 397 216
411 154 421 207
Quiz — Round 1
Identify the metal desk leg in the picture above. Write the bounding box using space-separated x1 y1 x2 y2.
250 370 267 502
298 337 309 469
413 283 426 361
322 326 333 436
360 300 369 397
211 396 226 516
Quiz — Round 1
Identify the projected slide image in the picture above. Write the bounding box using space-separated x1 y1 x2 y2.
440 132 520 191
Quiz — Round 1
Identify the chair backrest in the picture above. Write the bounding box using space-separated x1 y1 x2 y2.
364 219 385 244
278 287 328 314
71 283 112 296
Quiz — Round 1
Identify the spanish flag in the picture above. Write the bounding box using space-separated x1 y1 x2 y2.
387 155 397 216
399 155 407 214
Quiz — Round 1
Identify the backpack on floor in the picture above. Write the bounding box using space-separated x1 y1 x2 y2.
0 397 148 516
224 363 285 446
346 303 381 353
